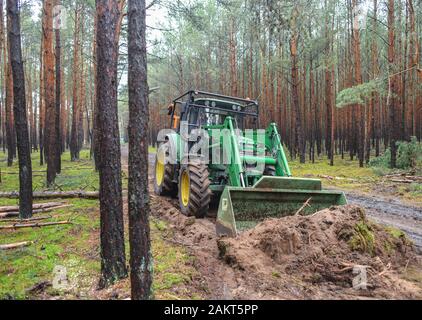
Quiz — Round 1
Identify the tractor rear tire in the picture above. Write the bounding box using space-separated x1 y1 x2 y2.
154 153 177 197
178 160 211 218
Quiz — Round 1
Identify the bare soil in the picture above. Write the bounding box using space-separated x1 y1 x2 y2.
218 205 422 299
119 149 422 299
151 187 422 299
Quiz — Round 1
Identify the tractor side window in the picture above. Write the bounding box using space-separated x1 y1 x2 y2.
188 108 200 131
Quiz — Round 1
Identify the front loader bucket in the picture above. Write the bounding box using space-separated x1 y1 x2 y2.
216 177 347 237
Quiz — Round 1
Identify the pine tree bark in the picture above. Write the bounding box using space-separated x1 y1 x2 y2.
55 0 62 174
5 9 15 167
229 18 237 97
96 0 127 288
38 33 44 165
352 0 364 167
7 0 33 219
407 0 418 138
43 0 57 186
387 0 398 168
0 0 3 152
128 0 153 300
70 7 81 161
290 7 305 163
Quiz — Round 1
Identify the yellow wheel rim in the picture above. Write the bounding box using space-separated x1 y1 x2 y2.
181 171 190 207
155 159 165 186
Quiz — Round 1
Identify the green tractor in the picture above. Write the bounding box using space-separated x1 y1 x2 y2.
154 91 347 237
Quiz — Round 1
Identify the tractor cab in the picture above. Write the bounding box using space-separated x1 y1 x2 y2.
169 91 259 134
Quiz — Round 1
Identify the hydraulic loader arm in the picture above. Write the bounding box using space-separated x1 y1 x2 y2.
223 117 246 187
265 123 292 177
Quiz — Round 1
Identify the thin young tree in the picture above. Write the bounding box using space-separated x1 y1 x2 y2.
7 0 33 218
96 0 127 288
128 0 153 300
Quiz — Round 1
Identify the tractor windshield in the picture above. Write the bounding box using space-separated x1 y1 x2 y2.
194 98 246 129
172 91 259 133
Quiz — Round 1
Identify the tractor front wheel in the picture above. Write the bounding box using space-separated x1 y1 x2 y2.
178 161 211 218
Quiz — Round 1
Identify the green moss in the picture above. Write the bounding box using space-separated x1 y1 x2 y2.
385 226 406 239
348 221 375 255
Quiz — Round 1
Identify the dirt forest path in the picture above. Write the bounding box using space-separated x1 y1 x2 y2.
121 146 422 252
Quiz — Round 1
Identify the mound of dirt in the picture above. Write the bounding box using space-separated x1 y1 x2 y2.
218 205 422 299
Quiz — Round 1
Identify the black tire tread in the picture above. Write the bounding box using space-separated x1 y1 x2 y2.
179 160 211 218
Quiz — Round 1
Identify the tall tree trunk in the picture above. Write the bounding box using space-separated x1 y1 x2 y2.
0 0 3 153
387 0 398 168
55 0 62 174
290 7 305 164
352 0 364 167
229 18 237 97
407 0 418 138
39 32 44 165
70 7 81 161
96 0 127 288
32 68 38 151
372 0 380 158
43 0 57 186
7 0 33 219
92 12 100 170
128 0 152 300
5 8 15 166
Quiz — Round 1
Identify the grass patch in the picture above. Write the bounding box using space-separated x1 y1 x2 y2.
290 155 378 189
385 226 407 239
0 150 98 193
0 199 99 299
289 154 421 205
0 149 201 300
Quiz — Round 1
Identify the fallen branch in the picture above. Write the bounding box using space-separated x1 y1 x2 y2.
390 179 415 184
295 198 312 216
0 241 34 250
0 221 72 230
26 281 52 294
0 204 72 219
0 202 65 213
0 191 99 200
0 215 53 223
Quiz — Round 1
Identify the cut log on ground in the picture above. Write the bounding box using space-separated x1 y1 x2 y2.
0 221 72 230
0 215 53 223
0 204 72 219
0 241 34 250
0 191 99 200
0 202 65 213
390 179 416 184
